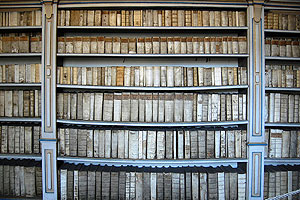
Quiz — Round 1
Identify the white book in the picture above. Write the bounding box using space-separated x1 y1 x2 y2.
173 130 177 159
174 93 183 122
214 67 222 86
211 94 220 121
117 130 125 158
227 130 235 158
124 130 129 158
98 130 105 157
147 131 156 159
198 130 206 158
165 93 174 122
158 93 165 122
129 131 139 159
138 131 143 159
60 169 67 200
145 93 153 122
184 93 193 122
124 67 131 86
157 131 165 159
235 130 242 158
199 173 208 200
93 130 99 157
218 172 225 200
111 130 118 158
238 174 246 200
139 92 145 122
274 93 281 122
104 130 111 158
82 93 90 120
153 93 159 122
192 173 199 199
185 130 191 159
215 130 221 158
190 131 198 158
94 93 103 120
282 130 290 158
172 173 180 199
130 93 139 121
269 93 275 122
89 93 95 120
103 93 114 121
145 66 153 86
174 67 183 86
232 94 239 121
166 66 174 86
197 94 203 121
177 131 184 159
113 93 122 121
150 173 157 200
207 94 212 121
153 66 160 86
135 173 143 199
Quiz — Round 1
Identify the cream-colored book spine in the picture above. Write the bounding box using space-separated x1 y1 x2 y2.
113 92 122 121
129 130 139 159
103 93 113 121
104 130 111 158
111 130 118 158
147 130 156 159
174 93 183 122
157 131 165 159
130 93 139 122
117 130 125 158
165 93 174 122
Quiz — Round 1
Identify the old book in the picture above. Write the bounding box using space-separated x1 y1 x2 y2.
128 130 139 159
227 130 235 158
138 92 145 122
103 93 113 121
78 129 87 157
111 130 118 158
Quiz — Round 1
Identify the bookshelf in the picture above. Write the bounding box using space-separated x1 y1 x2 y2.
0 6 43 199
54 3 251 199
0 0 300 199
263 3 300 199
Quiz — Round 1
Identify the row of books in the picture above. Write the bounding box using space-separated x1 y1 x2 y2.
0 64 41 84
59 167 246 199
265 93 300 123
0 126 41 155
57 92 247 122
58 128 247 159
265 38 300 58
58 36 247 55
0 90 41 117
265 129 300 159
0 164 42 198
264 12 300 31
57 9 247 27
264 169 300 199
0 34 42 53
265 65 300 88
57 66 248 87
0 10 42 27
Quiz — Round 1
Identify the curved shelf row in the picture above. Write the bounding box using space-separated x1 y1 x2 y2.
0 53 42 57
0 118 41 122
265 123 300 128
57 53 249 58
57 119 248 128
265 87 300 92
0 154 41 161
57 84 248 91
58 156 247 168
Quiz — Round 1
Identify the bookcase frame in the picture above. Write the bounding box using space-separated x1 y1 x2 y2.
1 0 300 199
